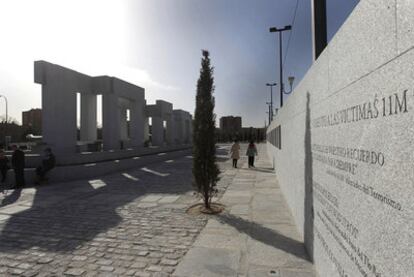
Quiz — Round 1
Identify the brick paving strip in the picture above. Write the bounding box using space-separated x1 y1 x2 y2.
0 150 234 277
173 144 317 277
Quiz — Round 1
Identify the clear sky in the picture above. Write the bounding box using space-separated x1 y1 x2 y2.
0 0 359 128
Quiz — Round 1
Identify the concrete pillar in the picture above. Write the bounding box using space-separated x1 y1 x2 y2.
174 116 183 145
102 93 121 150
151 116 164 146
41 81 77 153
119 107 128 141
80 93 97 141
144 119 150 143
165 115 174 145
188 116 193 144
184 119 190 144
171 119 178 145
129 100 145 148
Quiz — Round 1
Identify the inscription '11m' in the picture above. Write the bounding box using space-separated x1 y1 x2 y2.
382 90 408 116
312 90 409 128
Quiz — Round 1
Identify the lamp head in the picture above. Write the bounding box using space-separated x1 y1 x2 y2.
288 76 295 87
269 27 277 33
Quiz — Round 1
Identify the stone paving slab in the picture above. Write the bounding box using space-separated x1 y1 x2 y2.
140 195 164 202
0 214 10 221
174 144 316 277
158 196 181 204
173 247 240 277
193 232 247 250
229 204 250 215
0 154 219 277
0 204 31 214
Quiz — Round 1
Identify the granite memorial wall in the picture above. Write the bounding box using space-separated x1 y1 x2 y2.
266 1 414 276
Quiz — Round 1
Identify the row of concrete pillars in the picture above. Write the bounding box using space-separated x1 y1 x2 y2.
34 61 192 154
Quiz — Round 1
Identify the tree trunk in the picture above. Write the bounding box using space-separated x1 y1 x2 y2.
203 185 210 209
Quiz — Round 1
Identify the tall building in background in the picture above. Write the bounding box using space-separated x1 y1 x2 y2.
217 116 264 142
219 116 242 133
22 108 42 135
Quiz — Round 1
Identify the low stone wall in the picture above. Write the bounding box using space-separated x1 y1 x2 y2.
5 144 191 168
5 146 191 186
267 1 414 276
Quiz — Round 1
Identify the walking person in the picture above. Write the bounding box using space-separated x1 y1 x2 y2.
246 140 258 168
230 140 240 168
11 145 25 188
35 147 56 184
0 148 9 193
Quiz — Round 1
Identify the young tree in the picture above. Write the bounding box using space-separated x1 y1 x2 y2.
193 50 220 210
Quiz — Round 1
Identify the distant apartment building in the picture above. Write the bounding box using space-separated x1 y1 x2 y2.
22 108 42 135
217 116 266 142
219 116 242 133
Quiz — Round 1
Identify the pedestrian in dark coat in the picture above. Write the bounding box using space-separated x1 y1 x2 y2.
11 145 25 188
0 148 9 191
246 140 258 168
36 148 56 184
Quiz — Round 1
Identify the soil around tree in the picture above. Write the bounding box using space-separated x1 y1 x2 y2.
186 202 225 215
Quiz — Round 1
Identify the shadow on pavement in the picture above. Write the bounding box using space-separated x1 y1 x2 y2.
216 213 311 262
0 188 22 207
0 155 195 254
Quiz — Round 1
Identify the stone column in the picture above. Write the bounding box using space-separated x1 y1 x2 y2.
102 94 121 150
165 115 174 145
119 106 128 141
174 116 183 145
129 100 145 148
80 93 97 141
41 81 77 153
151 116 164 146
188 116 193 144
144 118 150 143
184 119 190 144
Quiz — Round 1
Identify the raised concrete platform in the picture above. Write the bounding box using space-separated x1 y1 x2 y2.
174 144 316 277
4 145 191 186
5 144 192 168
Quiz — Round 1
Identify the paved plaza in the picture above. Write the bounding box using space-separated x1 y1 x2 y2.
174 145 315 277
0 145 314 276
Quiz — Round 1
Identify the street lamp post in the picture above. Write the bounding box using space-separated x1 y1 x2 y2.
266 83 277 122
266 102 271 125
269 25 295 108
0 94 8 149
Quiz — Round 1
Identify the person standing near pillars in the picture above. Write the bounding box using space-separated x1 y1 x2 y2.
35 147 56 185
230 140 240 168
246 140 258 168
11 145 25 188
